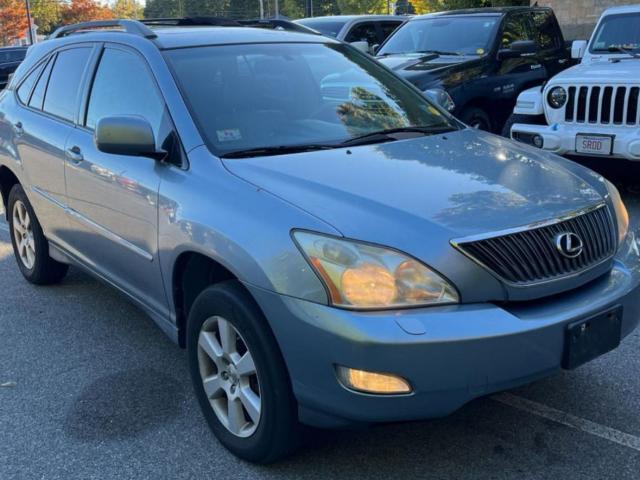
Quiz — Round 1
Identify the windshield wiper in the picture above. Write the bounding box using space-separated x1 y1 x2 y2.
607 46 640 58
339 126 456 148
415 49 463 56
221 144 335 159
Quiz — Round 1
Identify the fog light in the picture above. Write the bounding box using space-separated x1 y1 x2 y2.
336 366 412 395
533 135 544 148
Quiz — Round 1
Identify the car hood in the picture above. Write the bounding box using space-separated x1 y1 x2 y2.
222 129 605 246
377 53 479 88
550 59 640 84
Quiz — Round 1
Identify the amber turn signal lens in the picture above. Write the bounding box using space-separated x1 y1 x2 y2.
336 366 412 395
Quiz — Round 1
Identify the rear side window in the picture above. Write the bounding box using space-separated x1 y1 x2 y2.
86 47 164 137
29 57 54 110
16 61 46 104
531 11 560 50
345 22 378 46
501 14 533 48
43 48 92 122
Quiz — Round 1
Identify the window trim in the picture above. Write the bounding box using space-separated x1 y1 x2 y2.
15 55 51 107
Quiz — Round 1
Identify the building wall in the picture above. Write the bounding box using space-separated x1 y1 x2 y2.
533 0 632 40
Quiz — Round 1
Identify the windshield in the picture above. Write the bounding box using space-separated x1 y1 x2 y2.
378 16 499 56
295 19 348 38
590 13 640 53
165 42 456 157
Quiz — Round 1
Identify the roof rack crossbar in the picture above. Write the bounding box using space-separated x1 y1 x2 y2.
49 20 157 40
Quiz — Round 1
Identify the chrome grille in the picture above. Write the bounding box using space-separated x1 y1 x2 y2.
453 205 616 285
565 85 640 125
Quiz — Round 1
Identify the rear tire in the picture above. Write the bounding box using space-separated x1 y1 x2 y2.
7 184 68 285
187 281 300 464
460 107 492 132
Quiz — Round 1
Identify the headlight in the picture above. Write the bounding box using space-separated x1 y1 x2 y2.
547 86 567 109
293 231 459 309
605 179 629 246
425 88 456 112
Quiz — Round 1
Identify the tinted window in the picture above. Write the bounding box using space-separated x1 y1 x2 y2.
17 61 46 104
166 43 456 157
379 21 402 42
345 22 378 46
501 14 533 48
531 11 559 50
29 57 54 110
86 48 164 137
43 48 91 122
379 16 500 56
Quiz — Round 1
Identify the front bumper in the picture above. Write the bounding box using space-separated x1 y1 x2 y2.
246 244 640 428
511 122 640 160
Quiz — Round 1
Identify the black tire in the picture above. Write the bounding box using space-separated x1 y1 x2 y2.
501 113 546 138
7 184 68 285
460 107 492 132
187 281 299 464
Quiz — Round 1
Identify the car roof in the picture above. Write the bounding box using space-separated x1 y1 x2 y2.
296 15 404 23
602 4 640 15
410 6 551 19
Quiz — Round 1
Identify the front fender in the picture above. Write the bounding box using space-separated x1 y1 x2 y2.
514 86 545 116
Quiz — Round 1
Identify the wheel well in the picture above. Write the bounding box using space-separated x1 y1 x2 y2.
459 98 507 133
0 166 19 220
173 252 237 348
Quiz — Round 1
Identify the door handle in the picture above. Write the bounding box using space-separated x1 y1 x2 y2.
14 121 23 136
66 146 84 164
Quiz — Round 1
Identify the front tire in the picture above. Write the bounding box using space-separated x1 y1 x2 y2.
187 281 299 464
460 107 492 132
7 184 68 285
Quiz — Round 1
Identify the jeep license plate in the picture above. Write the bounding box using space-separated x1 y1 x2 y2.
575 134 613 155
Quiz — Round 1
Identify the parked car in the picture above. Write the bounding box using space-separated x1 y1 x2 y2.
295 15 405 53
376 6 571 132
508 5 640 159
1 18 638 464
0 46 28 90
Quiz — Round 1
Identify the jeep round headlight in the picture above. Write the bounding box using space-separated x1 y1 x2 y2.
547 86 567 109
293 231 459 309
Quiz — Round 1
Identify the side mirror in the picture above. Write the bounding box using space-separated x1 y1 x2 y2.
372 43 380 54
95 116 165 160
571 40 587 59
498 40 538 59
349 41 370 53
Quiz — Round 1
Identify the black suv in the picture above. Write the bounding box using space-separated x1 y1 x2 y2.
376 7 570 133
0 46 28 90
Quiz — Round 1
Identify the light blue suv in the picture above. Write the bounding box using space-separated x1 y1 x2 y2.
0 19 638 464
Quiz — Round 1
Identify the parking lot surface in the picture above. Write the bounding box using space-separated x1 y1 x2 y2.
1 163 640 479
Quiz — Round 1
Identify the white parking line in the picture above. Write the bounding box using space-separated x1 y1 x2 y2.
493 392 640 452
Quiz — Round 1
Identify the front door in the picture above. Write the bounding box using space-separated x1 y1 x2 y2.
64 45 169 315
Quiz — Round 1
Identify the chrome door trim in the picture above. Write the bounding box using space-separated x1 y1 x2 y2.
32 185 154 262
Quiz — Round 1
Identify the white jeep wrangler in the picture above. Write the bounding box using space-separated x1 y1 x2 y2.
507 5 640 160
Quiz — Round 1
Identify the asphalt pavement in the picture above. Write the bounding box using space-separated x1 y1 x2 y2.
1 160 640 479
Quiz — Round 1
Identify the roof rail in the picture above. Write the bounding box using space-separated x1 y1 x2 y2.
49 20 157 40
140 17 320 35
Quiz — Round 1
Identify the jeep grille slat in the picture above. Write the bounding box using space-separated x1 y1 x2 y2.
565 84 640 126
453 204 616 286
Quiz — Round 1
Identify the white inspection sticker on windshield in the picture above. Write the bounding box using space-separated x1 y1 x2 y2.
217 129 242 142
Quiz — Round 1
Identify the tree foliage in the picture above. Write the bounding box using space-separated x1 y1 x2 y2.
0 0 29 45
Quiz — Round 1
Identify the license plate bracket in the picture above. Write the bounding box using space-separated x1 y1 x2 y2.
562 306 623 370
575 134 614 156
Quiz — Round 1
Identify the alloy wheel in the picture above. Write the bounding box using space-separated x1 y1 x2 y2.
12 200 35 270
197 316 262 438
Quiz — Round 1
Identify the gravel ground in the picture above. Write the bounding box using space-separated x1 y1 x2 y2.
1 158 640 479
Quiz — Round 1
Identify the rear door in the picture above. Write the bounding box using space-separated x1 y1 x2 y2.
12 46 93 243
64 44 169 315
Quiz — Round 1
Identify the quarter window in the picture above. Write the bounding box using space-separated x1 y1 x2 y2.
86 48 164 137
28 57 54 110
43 48 92 122
16 61 46 105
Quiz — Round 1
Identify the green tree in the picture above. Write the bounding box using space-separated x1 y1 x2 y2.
30 0 62 35
112 0 144 19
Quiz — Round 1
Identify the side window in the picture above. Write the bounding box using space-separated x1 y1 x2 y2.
86 48 164 140
43 47 92 122
345 22 378 46
500 14 533 48
531 11 560 50
378 21 403 43
29 57 54 110
16 61 46 105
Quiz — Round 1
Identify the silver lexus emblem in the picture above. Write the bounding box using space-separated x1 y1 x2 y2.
555 232 584 258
